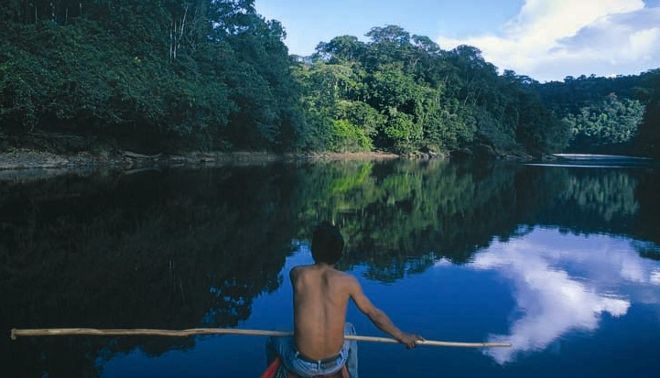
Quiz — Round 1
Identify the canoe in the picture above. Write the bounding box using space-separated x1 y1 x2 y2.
260 357 349 378
260 357 281 378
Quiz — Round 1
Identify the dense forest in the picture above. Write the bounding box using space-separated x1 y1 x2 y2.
1 0 301 152
535 71 660 156
0 1 658 157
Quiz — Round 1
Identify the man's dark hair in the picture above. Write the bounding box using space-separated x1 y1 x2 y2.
311 221 344 265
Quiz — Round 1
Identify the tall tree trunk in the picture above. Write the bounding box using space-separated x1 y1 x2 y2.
170 17 176 62
178 4 188 53
170 4 190 62
173 19 177 60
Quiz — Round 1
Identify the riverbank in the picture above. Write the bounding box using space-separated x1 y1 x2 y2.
0 127 552 179
0 147 543 169
0 148 405 182
0 143 556 183
0 149 402 170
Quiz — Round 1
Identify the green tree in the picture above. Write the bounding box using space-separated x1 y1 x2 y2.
565 93 645 149
0 0 302 152
635 69 660 157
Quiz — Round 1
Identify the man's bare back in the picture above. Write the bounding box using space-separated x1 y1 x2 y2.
291 263 422 360
269 222 421 378
291 264 352 359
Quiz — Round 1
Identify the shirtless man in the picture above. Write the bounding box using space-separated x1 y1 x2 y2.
268 222 422 377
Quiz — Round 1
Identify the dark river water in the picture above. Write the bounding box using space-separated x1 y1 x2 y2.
1 160 659 377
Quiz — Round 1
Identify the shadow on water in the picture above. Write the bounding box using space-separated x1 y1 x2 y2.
0 167 299 377
1 160 658 376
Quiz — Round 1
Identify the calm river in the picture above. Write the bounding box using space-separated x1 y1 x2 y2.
1 159 659 377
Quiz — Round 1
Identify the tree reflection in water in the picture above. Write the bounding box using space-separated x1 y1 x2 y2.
1 161 658 376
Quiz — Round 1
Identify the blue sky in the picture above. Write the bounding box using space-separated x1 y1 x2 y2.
256 0 660 82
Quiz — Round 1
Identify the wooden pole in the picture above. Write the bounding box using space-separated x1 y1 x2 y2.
9 328 511 348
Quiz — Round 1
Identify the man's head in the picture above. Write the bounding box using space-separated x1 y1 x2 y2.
311 221 344 265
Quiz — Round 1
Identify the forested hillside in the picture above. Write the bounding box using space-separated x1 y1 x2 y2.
534 71 660 156
294 26 571 156
0 0 301 152
0 1 658 158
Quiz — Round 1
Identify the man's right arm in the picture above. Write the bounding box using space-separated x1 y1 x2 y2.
347 276 422 348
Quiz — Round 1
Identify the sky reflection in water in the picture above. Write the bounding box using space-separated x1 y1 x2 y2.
3 162 659 377
459 227 660 364
100 226 660 377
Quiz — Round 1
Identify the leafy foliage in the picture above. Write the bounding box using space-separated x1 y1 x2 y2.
635 69 660 158
565 94 644 147
295 26 570 155
535 72 657 155
0 0 301 151
2 3 656 157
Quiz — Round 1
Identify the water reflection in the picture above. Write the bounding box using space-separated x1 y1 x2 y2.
1 161 659 376
464 228 660 363
1 168 298 377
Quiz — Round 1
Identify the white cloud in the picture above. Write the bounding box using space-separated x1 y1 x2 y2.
464 228 660 364
437 0 660 81
651 270 660 284
432 257 452 267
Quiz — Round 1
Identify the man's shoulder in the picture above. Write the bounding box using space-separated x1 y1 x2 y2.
290 265 357 283
331 269 358 285
290 264 313 273
331 268 353 278
289 264 314 279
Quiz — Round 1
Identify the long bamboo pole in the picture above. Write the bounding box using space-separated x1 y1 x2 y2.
10 328 511 348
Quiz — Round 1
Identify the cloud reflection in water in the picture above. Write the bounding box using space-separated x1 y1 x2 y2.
461 227 660 364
